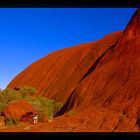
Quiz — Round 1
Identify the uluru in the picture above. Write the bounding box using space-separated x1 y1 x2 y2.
0 8 140 132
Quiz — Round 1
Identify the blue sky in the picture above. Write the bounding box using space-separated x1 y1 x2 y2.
0 8 136 89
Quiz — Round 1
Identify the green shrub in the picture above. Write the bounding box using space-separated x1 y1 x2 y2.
54 102 63 115
0 88 22 102
6 117 20 126
0 86 36 112
6 117 14 126
19 86 37 97
24 95 63 120
67 111 76 116
0 86 63 123
0 88 22 112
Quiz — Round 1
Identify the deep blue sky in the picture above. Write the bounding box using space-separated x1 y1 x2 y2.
0 8 136 89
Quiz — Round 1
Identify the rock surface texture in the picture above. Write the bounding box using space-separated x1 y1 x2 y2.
2 100 35 120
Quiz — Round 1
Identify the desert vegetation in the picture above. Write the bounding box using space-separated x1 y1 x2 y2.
67 110 76 116
0 86 63 126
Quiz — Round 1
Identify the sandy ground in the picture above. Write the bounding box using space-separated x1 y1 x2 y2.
0 123 51 132
0 122 73 132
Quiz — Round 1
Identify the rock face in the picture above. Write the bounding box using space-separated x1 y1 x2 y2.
8 9 140 131
67 8 140 131
8 31 122 103
2 100 35 120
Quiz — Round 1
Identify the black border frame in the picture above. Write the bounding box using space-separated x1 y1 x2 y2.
0 0 140 138
0 0 139 7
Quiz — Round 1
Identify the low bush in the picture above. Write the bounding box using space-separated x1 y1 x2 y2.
6 117 14 125
6 117 20 126
67 110 76 116
0 86 63 123
0 88 22 112
19 86 37 97
24 95 63 120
